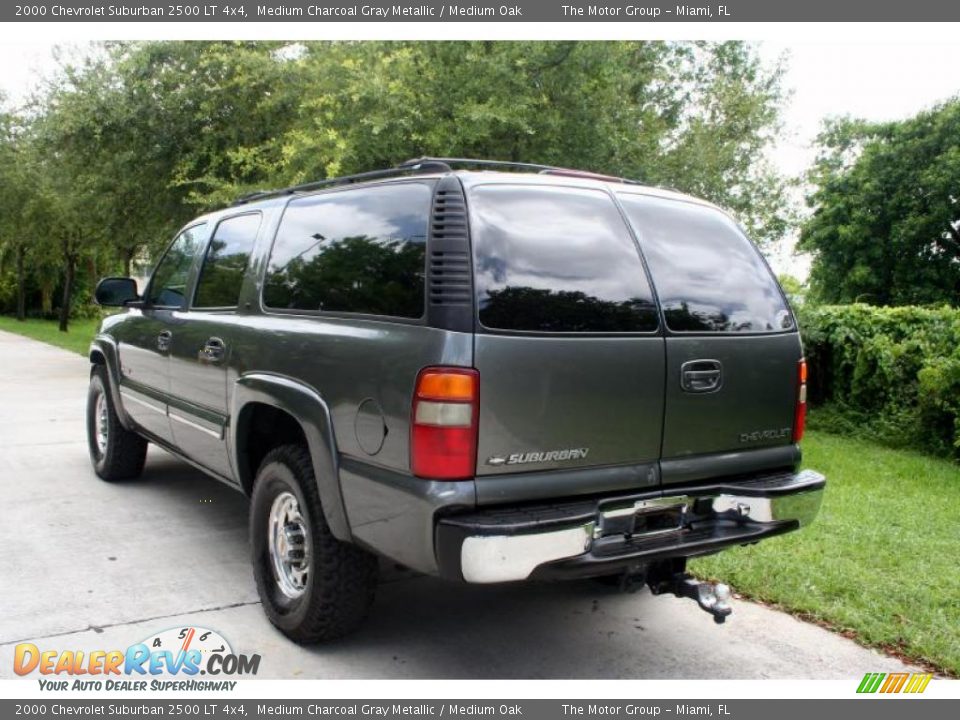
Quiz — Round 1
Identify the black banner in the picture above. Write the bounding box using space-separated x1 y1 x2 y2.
4 0 960 23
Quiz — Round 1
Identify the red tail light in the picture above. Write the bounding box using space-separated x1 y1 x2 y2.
411 367 479 480
793 359 807 443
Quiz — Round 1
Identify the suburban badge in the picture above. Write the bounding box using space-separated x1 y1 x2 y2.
487 448 590 466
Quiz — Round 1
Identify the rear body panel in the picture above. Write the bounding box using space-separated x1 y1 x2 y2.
660 333 803 485
473 334 665 481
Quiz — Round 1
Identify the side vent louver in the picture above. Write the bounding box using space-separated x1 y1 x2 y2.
426 176 474 333
428 184 471 307
429 249 471 305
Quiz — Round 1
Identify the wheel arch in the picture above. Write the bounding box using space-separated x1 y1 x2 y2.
89 335 137 431
231 373 351 542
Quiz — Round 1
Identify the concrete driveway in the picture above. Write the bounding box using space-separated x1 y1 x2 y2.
0 329 917 679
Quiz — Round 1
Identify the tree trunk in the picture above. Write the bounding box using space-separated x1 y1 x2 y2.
40 281 54 315
15 245 26 322
123 247 134 278
58 255 75 333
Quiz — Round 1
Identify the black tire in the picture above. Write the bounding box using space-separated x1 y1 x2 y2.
250 444 378 644
86 365 148 481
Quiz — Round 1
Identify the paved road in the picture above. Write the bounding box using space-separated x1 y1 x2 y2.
0 329 917 679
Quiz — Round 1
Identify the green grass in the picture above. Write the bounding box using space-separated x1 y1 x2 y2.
692 430 960 675
0 316 100 356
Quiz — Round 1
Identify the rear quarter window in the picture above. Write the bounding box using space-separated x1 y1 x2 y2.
263 182 430 318
469 184 658 333
617 194 794 333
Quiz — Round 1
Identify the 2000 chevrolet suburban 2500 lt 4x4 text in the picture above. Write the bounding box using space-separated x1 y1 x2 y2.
87 157 825 643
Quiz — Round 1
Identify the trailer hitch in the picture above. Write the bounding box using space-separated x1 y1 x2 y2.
648 572 733 624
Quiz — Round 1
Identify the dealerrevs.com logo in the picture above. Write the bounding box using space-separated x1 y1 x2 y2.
14 626 260 692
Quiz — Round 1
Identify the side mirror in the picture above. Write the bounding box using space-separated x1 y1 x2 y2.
95 277 140 307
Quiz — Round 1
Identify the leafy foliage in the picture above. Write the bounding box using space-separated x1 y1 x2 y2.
0 40 790 329
800 100 960 306
799 303 960 457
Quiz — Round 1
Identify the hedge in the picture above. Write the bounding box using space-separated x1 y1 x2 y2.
798 304 960 458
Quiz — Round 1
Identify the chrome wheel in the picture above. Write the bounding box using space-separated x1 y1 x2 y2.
267 491 310 599
94 391 109 457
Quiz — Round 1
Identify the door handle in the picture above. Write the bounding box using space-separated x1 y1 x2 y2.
681 360 723 393
156 330 172 353
200 337 226 364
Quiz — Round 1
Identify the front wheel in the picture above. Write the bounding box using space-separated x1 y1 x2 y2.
86 365 148 481
250 444 378 643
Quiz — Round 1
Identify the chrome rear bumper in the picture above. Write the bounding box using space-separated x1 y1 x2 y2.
436 469 825 584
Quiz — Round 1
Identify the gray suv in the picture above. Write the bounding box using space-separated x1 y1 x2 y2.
88 158 824 643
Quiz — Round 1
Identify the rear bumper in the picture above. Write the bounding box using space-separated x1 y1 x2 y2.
436 469 825 583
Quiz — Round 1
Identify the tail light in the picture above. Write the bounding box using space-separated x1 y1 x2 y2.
411 367 479 480
793 358 808 443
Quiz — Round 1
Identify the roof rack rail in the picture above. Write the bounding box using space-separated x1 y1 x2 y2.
232 156 643 206
231 158 453 206
399 156 643 185
399 156 555 173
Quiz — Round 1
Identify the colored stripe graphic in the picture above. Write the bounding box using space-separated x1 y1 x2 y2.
857 672 932 694
904 674 933 694
881 673 909 693
857 673 885 693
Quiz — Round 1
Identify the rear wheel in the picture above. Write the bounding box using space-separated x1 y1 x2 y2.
250 444 378 643
86 365 148 481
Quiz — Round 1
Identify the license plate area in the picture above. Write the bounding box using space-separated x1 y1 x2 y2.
633 505 685 535
595 497 688 540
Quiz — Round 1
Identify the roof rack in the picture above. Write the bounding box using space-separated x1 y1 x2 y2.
232 158 453 206
232 156 642 206
400 157 643 185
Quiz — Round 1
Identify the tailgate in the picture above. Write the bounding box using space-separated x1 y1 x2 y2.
467 182 665 480
617 192 802 486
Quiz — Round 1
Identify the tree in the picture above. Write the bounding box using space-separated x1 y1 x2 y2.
109 40 302 218
799 100 960 306
184 41 791 245
26 60 109 331
0 41 793 326
0 100 28 320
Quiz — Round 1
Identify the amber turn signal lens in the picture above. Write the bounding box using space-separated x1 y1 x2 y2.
416 371 477 402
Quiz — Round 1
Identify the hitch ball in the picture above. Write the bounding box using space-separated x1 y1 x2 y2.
697 582 732 623
648 572 734 624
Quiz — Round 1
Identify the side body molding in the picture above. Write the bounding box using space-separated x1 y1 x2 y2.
231 372 351 542
89 334 137 432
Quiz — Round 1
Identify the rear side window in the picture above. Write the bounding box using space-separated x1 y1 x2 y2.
470 185 658 333
194 213 261 308
263 183 430 318
618 194 794 333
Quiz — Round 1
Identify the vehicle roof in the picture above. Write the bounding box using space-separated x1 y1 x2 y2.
453 170 718 209
189 169 721 229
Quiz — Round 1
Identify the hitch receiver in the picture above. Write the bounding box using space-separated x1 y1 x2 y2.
648 572 733 624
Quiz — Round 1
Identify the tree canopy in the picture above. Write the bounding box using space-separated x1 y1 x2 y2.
0 40 790 328
799 100 960 306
